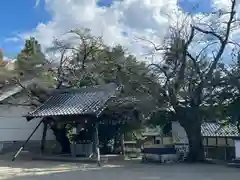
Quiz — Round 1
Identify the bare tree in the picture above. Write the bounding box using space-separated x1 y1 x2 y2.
146 0 237 162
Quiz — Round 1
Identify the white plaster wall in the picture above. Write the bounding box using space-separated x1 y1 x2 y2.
0 104 55 142
171 121 189 144
235 140 240 158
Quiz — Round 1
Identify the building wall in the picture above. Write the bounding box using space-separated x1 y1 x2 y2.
0 104 54 141
0 91 56 153
171 121 188 144
171 121 238 160
4 60 16 71
235 140 240 158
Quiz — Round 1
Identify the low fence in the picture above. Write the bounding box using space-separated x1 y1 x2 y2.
0 140 59 154
204 146 235 161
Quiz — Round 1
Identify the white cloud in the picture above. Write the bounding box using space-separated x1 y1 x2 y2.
35 0 41 8
20 0 180 61
212 0 232 9
4 37 20 43
20 0 240 62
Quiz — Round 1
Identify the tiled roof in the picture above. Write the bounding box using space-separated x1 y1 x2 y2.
201 122 239 137
0 78 37 102
142 126 162 136
26 83 118 118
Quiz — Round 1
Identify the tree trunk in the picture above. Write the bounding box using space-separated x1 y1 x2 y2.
183 120 204 162
51 124 71 154
179 108 205 162
176 107 205 162
120 133 125 156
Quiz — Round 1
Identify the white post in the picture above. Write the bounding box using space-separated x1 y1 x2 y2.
95 123 101 166
120 133 125 157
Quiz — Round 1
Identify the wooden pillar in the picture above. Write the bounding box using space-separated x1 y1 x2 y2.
206 137 209 158
120 133 125 156
215 137 218 160
72 125 77 157
225 137 228 160
41 121 48 154
94 122 101 166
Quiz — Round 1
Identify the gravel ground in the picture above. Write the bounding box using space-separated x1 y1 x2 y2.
0 160 239 180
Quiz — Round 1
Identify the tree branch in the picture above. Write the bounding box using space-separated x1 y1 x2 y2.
135 36 165 51
174 25 195 91
186 51 202 79
193 26 224 43
56 48 67 88
148 64 169 80
196 41 218 60
203 0 236 84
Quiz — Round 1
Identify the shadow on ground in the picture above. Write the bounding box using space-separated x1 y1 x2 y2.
0 158 123 180
0 156 240 180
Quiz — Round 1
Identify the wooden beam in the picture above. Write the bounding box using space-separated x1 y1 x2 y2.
225 137 228 160
94 122 101 166
12 119 43 161
41 121 48 154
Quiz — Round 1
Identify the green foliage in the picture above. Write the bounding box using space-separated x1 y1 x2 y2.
0 49 3 61
0 50 6 67
48 29 161 114
0 67 18 83
16 37 45 75
39 71 57 88
148 110 174 126
212 52 240 132
24 1 238 160
39 28 163 143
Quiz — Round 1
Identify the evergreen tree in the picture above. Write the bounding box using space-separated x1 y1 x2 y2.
16 37 45 74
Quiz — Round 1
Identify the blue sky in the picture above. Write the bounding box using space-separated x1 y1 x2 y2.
0 0 212 59
0 0 50 58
